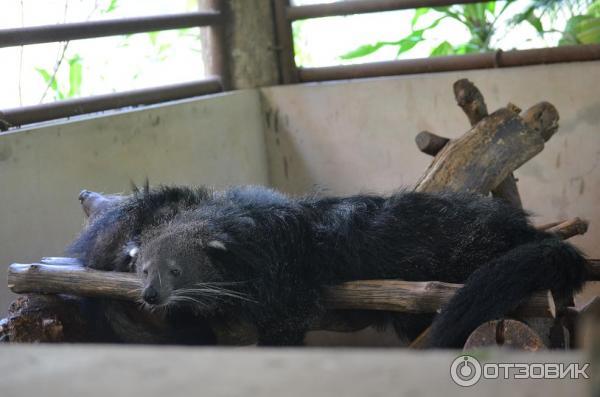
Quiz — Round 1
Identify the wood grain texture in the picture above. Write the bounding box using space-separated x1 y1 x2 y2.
414 106 553 194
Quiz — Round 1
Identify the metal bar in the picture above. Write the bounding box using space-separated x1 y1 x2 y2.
298 44 600 82
287 0 485 21
0 78 223 129
273 0 299 84
0 11 222 48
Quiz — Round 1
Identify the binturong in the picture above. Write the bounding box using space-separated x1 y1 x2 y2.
134 187 589 347
137 222 237 312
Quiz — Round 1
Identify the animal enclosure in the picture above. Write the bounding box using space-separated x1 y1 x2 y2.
1 1 600 395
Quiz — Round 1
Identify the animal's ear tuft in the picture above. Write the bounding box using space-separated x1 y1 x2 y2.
207 240 227 251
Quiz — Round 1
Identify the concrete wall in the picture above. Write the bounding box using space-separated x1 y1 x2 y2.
0 90 269 313
260 61 600 262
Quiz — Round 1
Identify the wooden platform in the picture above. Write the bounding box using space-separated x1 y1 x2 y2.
0 345 591 396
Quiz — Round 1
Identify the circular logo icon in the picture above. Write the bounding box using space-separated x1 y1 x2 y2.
450 355 482 387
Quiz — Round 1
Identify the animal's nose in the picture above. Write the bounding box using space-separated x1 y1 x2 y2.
142 287 159 304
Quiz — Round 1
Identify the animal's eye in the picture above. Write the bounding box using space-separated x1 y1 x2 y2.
170 269 181 277
142 269 148 276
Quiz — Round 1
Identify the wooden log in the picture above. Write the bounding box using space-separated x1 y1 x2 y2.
453 78 488 126
463 319 546 351
491 174 523 208
7 262 555 318
3 294 91 343
324 279 553 318
414 102 558 195
537 220 566 231
8 263 141 301
547 217 589 240
453 79 523 208
586 259 600 281
414 131 449 156
415 128 522 208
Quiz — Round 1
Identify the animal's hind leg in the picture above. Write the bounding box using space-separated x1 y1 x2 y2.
428 238 587 348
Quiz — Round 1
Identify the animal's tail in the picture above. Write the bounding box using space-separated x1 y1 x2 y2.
428 238 588 348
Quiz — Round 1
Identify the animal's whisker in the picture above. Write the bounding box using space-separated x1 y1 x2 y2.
180 285 257 303
171 285 258 304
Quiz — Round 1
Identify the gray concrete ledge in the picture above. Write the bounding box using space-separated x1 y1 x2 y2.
0 345 591 397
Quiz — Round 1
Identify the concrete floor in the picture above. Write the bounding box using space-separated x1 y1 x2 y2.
0 345 591 396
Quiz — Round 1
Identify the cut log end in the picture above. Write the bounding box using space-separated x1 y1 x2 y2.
522 101 560 142
453 78 488 126
547 217 589 240
415 131 450 156
463 319 546 351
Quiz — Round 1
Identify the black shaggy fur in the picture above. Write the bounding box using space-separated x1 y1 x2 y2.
107 185 590 347
68 184 290 344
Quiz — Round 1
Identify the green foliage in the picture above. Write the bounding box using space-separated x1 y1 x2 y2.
68 55 83 98
340 17 443 59
102 0 118 14
35 67 63 100
337 0 599 63
35 54 84 100
559 1 600 45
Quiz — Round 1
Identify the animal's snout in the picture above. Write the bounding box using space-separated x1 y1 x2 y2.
142 287 159 304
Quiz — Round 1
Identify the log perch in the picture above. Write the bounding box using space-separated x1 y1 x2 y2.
7 262 554 318
414 79 556 210
425 78 534 209
414 103 558 195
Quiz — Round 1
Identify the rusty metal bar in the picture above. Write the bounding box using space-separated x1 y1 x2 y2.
0 78 223 129
0 11 222 48
298 44 600 82
273 0 299 84
287 0 485 20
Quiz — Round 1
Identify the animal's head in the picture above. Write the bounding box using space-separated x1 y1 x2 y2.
136 221 235 312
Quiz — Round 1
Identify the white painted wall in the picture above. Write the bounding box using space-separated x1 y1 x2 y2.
0 90 269 312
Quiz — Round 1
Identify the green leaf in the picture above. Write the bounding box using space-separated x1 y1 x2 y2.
453 42 480 55
147 31 158 46
433 6 464 23
576 17 600 44
589 0 600 17
68 55 82 98
35 67 66 99
526 14 544 35
395 30 425 55
102 0 118 14
561 15 594 45
412 7 430 28
35 67 58 93
339 43 387 59
430 41 455 56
